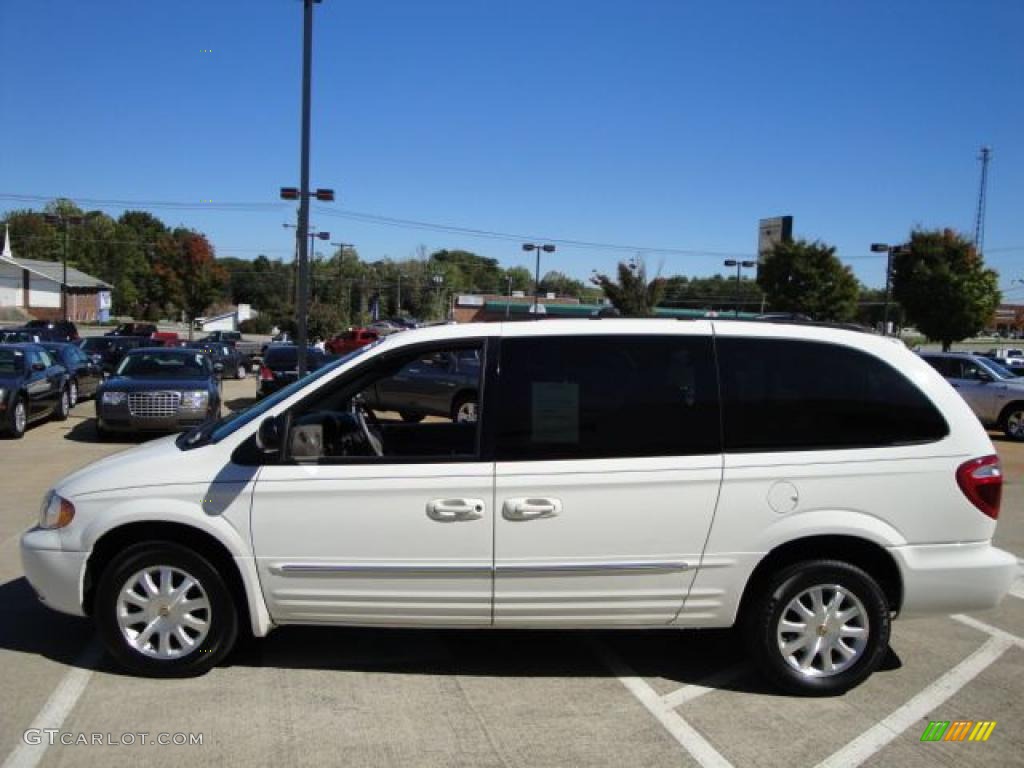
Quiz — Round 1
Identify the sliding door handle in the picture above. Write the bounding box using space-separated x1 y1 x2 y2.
503 497 562 521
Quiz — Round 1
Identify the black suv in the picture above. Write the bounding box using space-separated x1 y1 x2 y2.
24 319 80 342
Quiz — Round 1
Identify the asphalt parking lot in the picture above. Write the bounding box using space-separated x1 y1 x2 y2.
1 377 1023 768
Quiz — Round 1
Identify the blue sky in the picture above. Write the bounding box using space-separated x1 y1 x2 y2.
2 0 1022 293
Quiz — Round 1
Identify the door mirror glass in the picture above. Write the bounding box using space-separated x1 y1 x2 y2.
256 415 284 454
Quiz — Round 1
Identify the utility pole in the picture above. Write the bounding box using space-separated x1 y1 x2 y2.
522 243 556 318
871 242 908 336
974 145 992 255
43 213 84 321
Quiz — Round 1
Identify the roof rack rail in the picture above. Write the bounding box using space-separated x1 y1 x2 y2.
708 315 876 334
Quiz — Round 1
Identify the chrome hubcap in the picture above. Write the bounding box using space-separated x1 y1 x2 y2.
14 402 26 433
116 566 211 659
69 381 77 406
777 584 869 677
61 391 69 415
1008 411 1024 438
456 401 478 423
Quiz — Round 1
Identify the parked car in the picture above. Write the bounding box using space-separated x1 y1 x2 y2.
78 336 149 374
257 345 328 398
983 348 1024 374
20 320 1016 694
201 330 262 361
150 331 181 347
187 341 249 379
363 348 479 423
259 332 293 361
325 328 378 355
367 320 404 336
919 352 1024 439
94 347 222 438
105 322 158 338
24 319 80 342
40 342 103 405
0 328 48 344
0 343 71 438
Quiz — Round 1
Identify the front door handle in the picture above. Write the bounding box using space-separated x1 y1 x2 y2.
426 498 484 522
503 497 562 521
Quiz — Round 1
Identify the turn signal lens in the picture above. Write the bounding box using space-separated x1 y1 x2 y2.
39 492 76 529
956 455 1002 520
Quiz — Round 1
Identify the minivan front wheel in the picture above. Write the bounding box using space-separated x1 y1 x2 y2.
744 560 890 695
95 542 238 677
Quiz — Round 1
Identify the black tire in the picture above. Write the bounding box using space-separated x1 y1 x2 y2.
743 559 891 696
450 393 478 424
94 419 109 441
399 411 425 423
94 541 239 677
53 387 71 422
5 396 28 439
1000 403 1024 441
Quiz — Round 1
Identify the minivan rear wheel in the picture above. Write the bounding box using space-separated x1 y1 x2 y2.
95 542 238 677
744 560 890 695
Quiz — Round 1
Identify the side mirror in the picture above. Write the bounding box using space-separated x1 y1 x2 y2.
256 416 283 454
31 362 46 372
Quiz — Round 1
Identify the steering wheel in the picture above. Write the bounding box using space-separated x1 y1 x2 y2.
351 401 384 457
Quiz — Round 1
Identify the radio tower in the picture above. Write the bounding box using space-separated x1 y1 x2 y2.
974 145 992 253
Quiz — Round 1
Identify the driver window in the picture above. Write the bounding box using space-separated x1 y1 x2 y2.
284 343 483 462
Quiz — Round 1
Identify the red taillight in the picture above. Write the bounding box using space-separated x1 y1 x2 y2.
259 365 273 381
956 455 1003 520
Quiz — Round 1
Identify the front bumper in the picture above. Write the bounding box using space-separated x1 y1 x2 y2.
892 542 1018 617
20 528 88 617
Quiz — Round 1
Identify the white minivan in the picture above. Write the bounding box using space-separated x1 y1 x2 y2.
21 320 1017 694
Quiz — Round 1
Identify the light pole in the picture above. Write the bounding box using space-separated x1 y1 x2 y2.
43 213 84 321
870 243 907 336
506 275 513 319
329 241 354 316
279 0 331 376
723 259 757 317
522 243 556 317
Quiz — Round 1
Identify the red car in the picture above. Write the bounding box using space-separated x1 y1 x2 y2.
326 328 378 355
150 331 181 347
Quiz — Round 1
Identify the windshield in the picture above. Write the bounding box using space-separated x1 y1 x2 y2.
0 349 25 374
978 358 1018 380
116 351 211 378
178 342 379 449
80 338 112 352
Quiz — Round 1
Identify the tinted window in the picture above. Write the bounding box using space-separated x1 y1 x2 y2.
496 336 720 460
718 339 947 452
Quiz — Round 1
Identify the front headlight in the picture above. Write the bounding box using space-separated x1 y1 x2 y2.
38 491 75 529
101 391 126 406
181 391 209 410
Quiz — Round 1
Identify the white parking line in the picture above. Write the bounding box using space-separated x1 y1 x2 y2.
814 634 1013 768
952 613 1024 647
1 643 101 768
660 665 748 710
588 638 735 768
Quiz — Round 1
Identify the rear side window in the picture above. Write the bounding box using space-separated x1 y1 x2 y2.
717 338 948 452
495 335 720 460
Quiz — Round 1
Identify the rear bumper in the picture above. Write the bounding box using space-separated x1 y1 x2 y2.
20 528 88 617
891 542 1018 617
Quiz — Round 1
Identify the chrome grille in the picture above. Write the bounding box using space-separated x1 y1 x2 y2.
128 391 181 418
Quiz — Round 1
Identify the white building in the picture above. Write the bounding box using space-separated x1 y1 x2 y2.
0 226 112 322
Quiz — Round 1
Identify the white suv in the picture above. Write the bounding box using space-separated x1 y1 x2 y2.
21 320 1017 694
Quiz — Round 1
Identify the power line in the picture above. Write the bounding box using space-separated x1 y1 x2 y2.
312 205 757 259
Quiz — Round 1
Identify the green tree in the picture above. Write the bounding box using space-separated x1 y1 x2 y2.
757 239 859 321
891 229 1000 350
538 270 586 298
591 260 666 317
661 274 763 312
